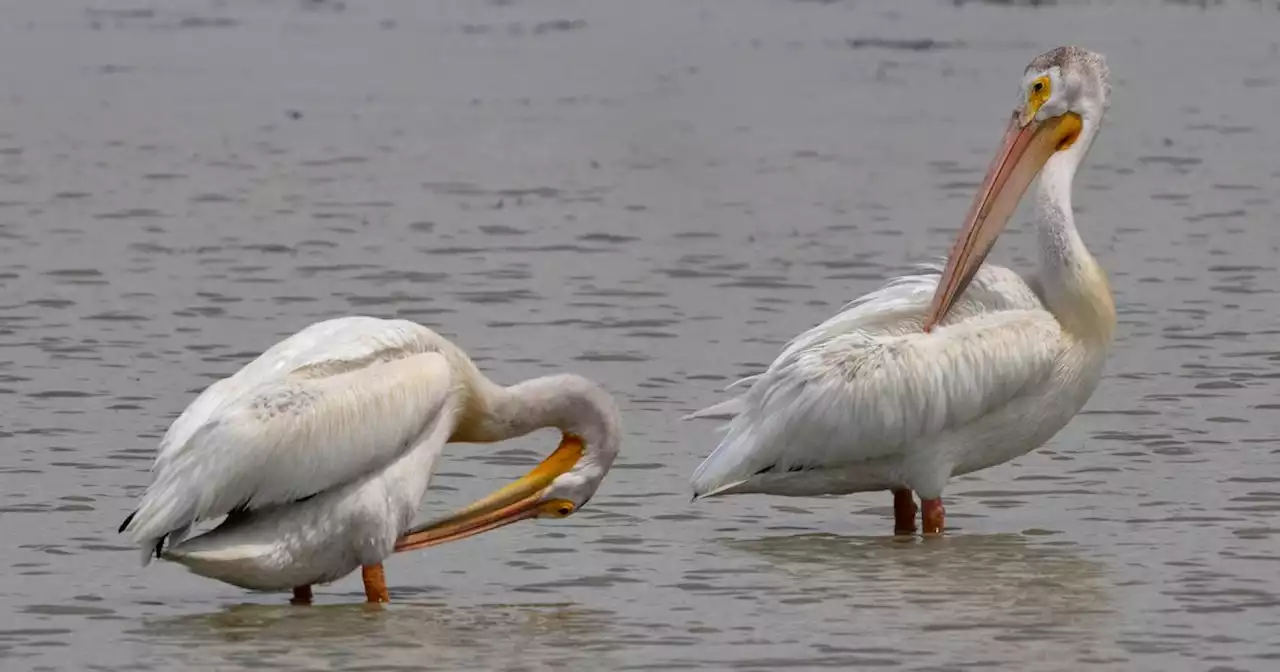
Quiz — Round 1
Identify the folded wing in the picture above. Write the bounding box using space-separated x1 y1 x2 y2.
690 265 1060 495
123 317 456 558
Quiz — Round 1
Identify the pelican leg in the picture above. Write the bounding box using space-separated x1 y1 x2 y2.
290 585 313 605
921 498 945 535
892 489 917 535
362 563 390 603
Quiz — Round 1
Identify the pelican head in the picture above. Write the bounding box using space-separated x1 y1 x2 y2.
394 373 620 552
923 46 1111 330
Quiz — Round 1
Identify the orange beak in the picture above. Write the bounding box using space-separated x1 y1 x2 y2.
922 110 1083 331
394 435 583 552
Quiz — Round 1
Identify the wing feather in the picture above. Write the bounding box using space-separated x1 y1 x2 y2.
689 266 1060 495
124 317 458 551
685 264 1041 423
152 317 442 473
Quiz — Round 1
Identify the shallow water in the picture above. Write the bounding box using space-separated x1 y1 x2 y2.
2 0 1279 670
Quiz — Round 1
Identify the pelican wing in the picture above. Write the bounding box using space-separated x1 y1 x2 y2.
686 264 1042 421
690 265 1060 495
123 317 456 550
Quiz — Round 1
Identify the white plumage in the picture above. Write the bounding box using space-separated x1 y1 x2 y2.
688 46 1117 533
690 265 1094 501
120 316 621 599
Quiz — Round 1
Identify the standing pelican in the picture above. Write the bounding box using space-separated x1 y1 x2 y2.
688 46 1115 535
119 316 620 603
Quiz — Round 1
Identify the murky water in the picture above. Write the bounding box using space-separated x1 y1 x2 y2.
2 0 1279 670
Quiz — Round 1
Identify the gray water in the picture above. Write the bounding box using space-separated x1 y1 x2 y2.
2 1 1279 670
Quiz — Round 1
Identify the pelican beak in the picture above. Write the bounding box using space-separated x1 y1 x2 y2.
393 434 583 552
922 110 1083 331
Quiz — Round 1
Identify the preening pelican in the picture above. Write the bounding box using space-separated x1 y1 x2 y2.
119 316 620 603
688 46 1115 535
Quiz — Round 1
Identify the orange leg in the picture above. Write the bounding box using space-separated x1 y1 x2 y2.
921 498 945 535
892 489 917 535
362 563 390 603
291 585 313 605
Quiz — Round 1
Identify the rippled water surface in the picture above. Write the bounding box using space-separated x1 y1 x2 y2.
3 1 1280 670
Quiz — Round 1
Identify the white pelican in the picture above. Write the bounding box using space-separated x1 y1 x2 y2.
118 316 620 603
688 46 1116 535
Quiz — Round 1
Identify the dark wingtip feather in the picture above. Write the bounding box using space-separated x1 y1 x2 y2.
118 510 167 559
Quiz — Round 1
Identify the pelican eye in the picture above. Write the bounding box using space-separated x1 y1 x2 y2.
540 499 576 518
1027 76 1051 107
1021 75 1053 124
